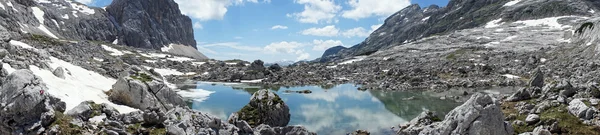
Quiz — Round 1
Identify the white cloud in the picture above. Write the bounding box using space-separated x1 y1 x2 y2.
264 41 310 61
312 40 343 51
234 36 244 39
200 42 263 51
341 0 411 20
196 46 217 54
264 41 305 53
300 25 339 37
371 23 383 30
174 0 263 21
75 0 93 4
271 25 288 30
340 24 383 38
289 0 341 24
341 27 369 38
296 52 310 61
193 22 203 29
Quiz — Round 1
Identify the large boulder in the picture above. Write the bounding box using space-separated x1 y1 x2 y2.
53 66 65 79
164 107 240 135
0 70 66 134
254 124 316 135
67 101 120 122
529 68 544 88
506 87 531 102
228 90 290 127
248 60 266 72
109 67 185 111
398 93 513 135
568 99 596 120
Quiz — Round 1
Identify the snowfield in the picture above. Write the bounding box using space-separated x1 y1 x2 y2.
6 42 138 113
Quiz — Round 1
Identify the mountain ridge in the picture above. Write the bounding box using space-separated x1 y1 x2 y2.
318 0 600 62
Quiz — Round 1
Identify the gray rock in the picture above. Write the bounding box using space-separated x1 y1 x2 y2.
228 89 290 127
529 68 544 88
532 126 552 135
567 99 596 120
142 107 167 125
254 124 317 135
53 66 66 79
0 70 66 134
399 93 513 135
507 88 531 102
106 0 196 49
66 101 100 121
109 69 185 111
525 114 540 125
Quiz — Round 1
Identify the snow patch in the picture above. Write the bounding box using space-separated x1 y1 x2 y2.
62 14 69 19
502 36 518 41
2 63 16 73
93 57 104 62
421 16 430 22
9 40 35 49
0 2 5 10
192 62 206 66
142 66 183 76
161 44 174 52
503 0 521 7
31 7 46 26
590 10 596 14
68 1 95 14
31 7 58 39
326 65 337 69
501 74 521 79
241 79 265 83
101 45 125 56
177 89 214 102
514 16 570 29
6 1 16 11
28 57 137 113
340 56 367 65
52 19 60 28
540 58 547 63
485 18 504 28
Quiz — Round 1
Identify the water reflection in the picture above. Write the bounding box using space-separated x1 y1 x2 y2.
186 83 461 134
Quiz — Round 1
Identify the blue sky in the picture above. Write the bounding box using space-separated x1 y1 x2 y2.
85 0 449 62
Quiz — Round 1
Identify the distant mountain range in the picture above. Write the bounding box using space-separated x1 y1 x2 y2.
317 0 600 62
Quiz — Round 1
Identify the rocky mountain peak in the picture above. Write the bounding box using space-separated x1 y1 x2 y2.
319 0 600 62
107 0 196 49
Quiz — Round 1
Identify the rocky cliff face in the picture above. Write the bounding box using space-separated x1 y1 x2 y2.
106 0 196 49
0 0 198 50
0 0 117 41
321 0 600 62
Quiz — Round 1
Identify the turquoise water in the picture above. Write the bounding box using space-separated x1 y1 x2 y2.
186 83 462 134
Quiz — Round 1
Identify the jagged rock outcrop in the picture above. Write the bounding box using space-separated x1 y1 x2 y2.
108 66 185 111
66 101 120 123
253 124 316 135
397 93 513 135
228 90 290 127
106 0 196 49
0 70 66 134
529 68 544 88
321 0 599 62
